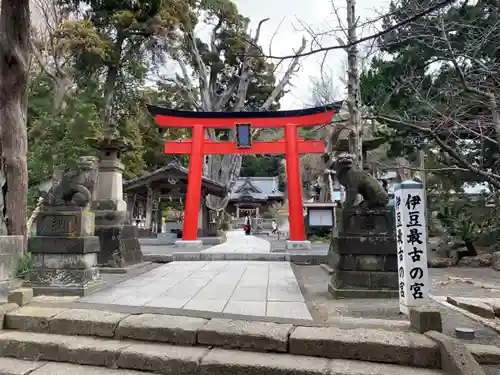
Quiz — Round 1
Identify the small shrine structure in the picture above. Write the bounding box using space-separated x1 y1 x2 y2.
123 162 226 237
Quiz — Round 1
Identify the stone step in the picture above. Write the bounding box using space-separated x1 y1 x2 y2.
142 253 173 263
0 330 446 375
172 252 290 261
0 357 152 374
143 252 326 264
3 306 440 368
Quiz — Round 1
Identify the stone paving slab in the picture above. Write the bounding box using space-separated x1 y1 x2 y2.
80 261 312 321
202 231 271 254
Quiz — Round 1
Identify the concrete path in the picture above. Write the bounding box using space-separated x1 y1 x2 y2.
202 230 271 254
82 260 312 320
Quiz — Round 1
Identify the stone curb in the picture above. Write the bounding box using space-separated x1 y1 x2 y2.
2 306 441 367
143 253 327 264
446 296 495 319
409 307 443 334
289 326 440 368
0 331 445 374
425 331 486 375
98 262 153 274
143 254 173 263
289 254 327 265
467 343 500 365
430 295 500 335
8 289 33 307
172 252 291 261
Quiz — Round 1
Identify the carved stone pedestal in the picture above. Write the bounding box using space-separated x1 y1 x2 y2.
328 208 398 299
27 206 105 296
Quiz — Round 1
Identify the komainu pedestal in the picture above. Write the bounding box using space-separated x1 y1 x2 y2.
27 206 105 296
328 208 398 298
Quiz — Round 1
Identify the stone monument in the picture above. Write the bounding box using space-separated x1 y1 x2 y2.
27 156 105 296
327 153 398 298
91 138 144 272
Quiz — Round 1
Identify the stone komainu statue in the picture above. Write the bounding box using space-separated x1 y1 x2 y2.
328 152 389 209
46 156 98 207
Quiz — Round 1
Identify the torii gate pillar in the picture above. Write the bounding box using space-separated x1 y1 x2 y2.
284 123 307 248
178 125 205 248
147 103 342 250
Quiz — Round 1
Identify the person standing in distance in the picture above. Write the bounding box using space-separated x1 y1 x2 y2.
244 214 251 235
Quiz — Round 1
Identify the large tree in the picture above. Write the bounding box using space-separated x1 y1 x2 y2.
0 0 31 238
26 0 307 220
55 0 192 138
26 0 192 185
361 0 500 189
166 0 306 211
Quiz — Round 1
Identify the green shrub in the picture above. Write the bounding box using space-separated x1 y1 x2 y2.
438 203 483 255
15 252 34 280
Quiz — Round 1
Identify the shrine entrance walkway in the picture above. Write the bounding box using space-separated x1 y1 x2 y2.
81 231 312 321
201 230 271 253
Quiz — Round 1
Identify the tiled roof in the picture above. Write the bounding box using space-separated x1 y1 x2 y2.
123 161 226 197
229 177 284 201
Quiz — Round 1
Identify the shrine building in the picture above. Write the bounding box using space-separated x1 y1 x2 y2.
226 176 285 218
123 162 226 237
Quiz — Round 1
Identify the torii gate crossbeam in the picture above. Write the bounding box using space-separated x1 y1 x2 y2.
148 103 342 246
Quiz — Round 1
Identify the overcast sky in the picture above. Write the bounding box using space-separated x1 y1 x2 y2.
234 0 391 109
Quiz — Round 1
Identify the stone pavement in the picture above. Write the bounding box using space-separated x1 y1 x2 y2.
202 230 271 253
142 232 329 264
81 260 312 320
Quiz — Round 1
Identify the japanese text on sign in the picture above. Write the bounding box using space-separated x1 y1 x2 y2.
394 181 429 314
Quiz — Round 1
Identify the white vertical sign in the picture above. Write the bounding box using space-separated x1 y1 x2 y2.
394 180 429 315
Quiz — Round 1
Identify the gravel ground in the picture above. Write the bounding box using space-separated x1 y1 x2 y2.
430 267 500 298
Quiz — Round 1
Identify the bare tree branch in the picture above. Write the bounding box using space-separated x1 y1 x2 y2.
245 0 457 59
259 37 307 112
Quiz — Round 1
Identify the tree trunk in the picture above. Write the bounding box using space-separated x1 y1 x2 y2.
102 33 125 138
0 0 30 241
346 0 363 170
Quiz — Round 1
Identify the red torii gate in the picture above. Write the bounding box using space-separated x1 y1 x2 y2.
147 104 341 244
